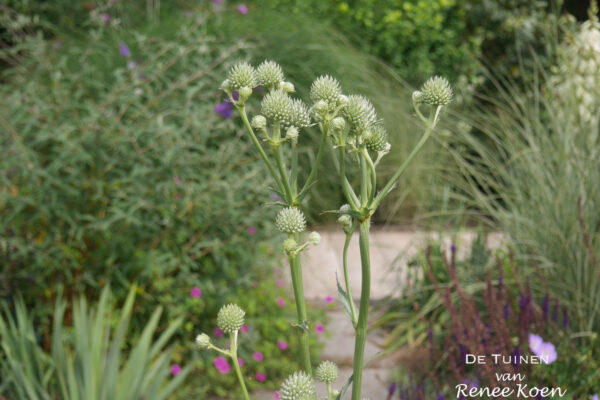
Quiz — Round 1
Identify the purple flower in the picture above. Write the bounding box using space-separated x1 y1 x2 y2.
190 287 202 298
536 342 557 364
237 4 248 14
277 340 288 350
276 297 286 307
256 372 267 382
511 346 522 367
529 333 544 352
214 356 231 374
119 42 131 58
552 299 560 322
542 295 550 320
100 13 111 23
276 279 284 287
519 294 530 311
592 395 599 400
387 382 397 398
247 226 256 235
450 244 457 253
213 328 224 338
437 395 446 400
270 193 282 201
240 324 250 333
253 351 264 362
171 364 181 376
315 324 325 334
214 101 233 118
173 176 181 184
324 295 334 304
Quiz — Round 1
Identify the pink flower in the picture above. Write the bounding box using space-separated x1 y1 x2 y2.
190 287 201 298
238 357 244 367
276 297 286 307
251 281 258 288
277 340 288 350
214 356 231 374
100 13 110 23
256 372 267 382
241 324 250 333
237 4 248 14
324 295 334 304
274 391 281 400
213 328 224 338
248 226 256 235
316 324 325 334
276 279 284 287
171 364 181 376
174 176 181 184
252 351 264 362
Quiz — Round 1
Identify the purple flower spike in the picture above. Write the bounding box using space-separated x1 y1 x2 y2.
119 42 131 57
503 301 511 319
237 4 249 14
214 101 233 118
563 306 569 329
542 295 550 320
552 299 560 322
387 382 397 398
437 394 446 400
450 244 457 253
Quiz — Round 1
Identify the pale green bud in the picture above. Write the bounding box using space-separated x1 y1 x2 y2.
420 76 453 106
308 231 320 246
337 214 352 229
256 60 284 89
220 79 234 93
261 90 293 124
315 360 338 384
331 117 346 132
238 86 253 103
286 127 299 140
365 125 388 152
195 333 211 349
283 238 298 256
310 75 342 105
251 115 267 130
340 204 351 213
282 81 295 93
280 371 316 400
341 95 378 135
227 62 257 90
217 304 245 333
287 99 311 129
412 90 423 104
313 100 328 116
276 207 307 234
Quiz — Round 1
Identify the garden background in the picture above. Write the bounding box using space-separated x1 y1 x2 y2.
1 0 599 399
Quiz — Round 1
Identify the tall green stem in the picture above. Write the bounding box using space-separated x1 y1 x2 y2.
288 241 312 374
343 223 359 326
230 331 250 400
351 219 371 400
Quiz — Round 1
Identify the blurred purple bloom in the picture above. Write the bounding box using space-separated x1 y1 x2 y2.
592 395 599 400
270 193 282 201
248 226 256 235
536 341 557 364
213 0 224 3
529 333 544 352
437 394 446 400
190 287 201 298
100 13 111 23
552 299 560 322
119 42 131 57
171 364 181 376
512 346 522 367
519 294 530 312
450 244 457 253
387 382 397 398
214 101 233 118
232 91 239 100
542 295 550 320
237 4 248 14
174 176 181 184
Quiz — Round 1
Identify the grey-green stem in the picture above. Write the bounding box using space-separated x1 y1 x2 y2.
230 331 251 400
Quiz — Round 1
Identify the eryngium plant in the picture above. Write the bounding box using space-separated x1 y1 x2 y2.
220 60 324 374
219 61 451 399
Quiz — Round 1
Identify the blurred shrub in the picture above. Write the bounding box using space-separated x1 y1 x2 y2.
0 286 188 399
380 240 600 397
0 9 323 396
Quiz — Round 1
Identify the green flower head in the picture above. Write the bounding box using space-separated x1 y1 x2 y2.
195 333 211 349
216 304 245 333
276 207 307 234
261 89 293 124
420 76 453 106
365 125 389 152
227 62 257 91
310 75 342 105
315 360 338 384
280 371 316 400
256 60 284 89
342 95 378 135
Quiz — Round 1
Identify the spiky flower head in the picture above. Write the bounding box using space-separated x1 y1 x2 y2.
286 127 299 141
261 90 293 124
308 231 320 246
282 81 295 93
217 304 245 333
251 115 267 130
286 99 311 129
342 95 378 134
227 62 257 90
256 60 284 89
420 76 453 106
310 75 342 105
365 125 389 152
279 371 316 400
195 333 211 349
276 207 306 234
331 117 346 132
315 360 338 384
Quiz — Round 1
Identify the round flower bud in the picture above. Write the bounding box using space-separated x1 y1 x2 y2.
251 115 267 130
342 95 378 134
312 100 328 116
308 231 320 246
227 62 257 90
286 127 299 140
310 75 342 105
282 81 295 93
195 333 211 349
279 371 316 400
261 90 293 124
337 214 352 229
365 125 388 152
315 360 338 384
283 238 298 256
340 204 351 213
256 60 284 89
420 76 453 106
238 86 253 102
412 90 423 104
276 207 306 234
286 99 311 129
217 304 245 333
331 117 346 132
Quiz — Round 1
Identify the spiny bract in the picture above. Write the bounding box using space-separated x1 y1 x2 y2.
420 76 453 106
216 303 245 333
227 62 257 90
342 95 378 134
275 207 307 234
286 99 311 129
365 125 389 152
279 371 317 400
